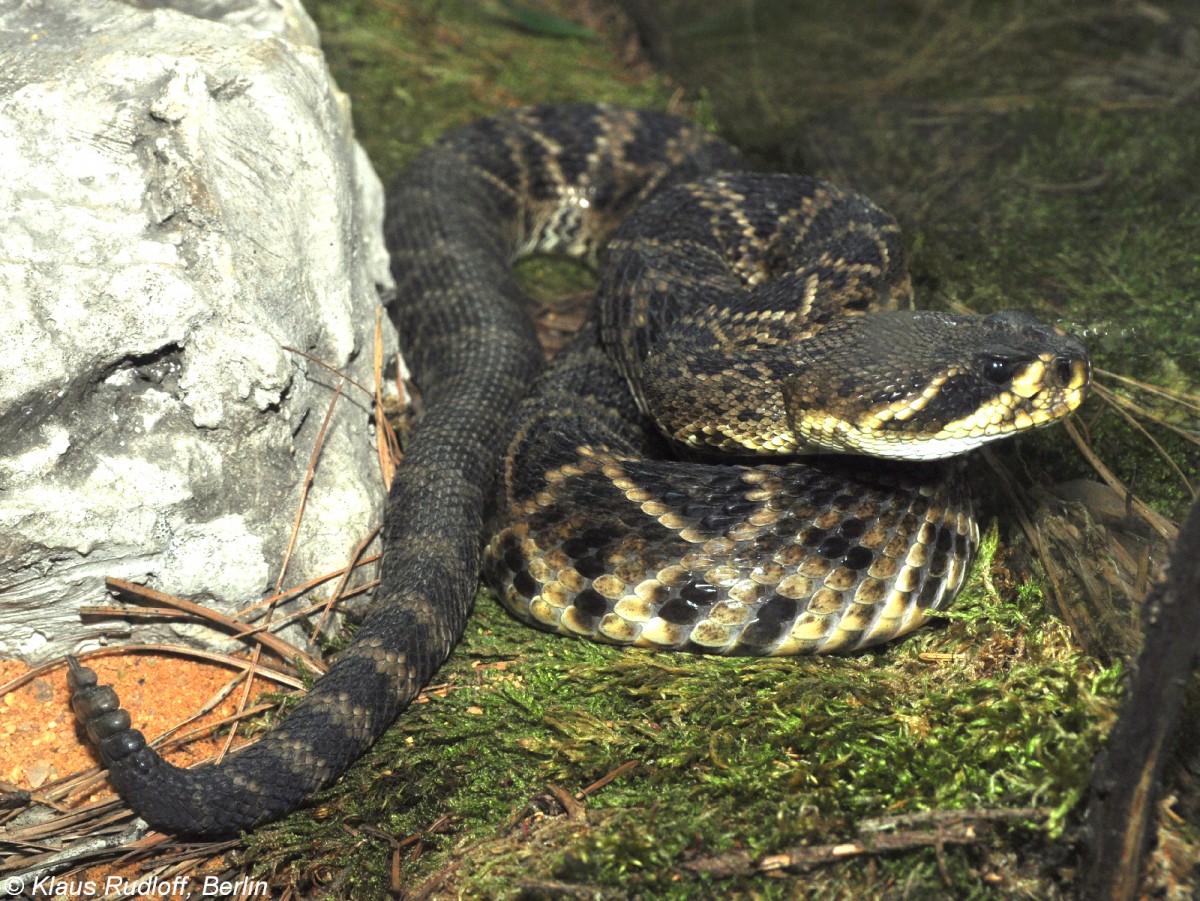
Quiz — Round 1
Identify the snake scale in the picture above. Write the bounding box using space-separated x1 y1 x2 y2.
68 104 1090 837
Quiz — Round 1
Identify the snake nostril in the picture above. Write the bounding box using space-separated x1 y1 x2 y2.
1054 355 1076 387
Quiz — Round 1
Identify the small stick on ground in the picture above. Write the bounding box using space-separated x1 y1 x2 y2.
577 759 639 800
681 806 1049 878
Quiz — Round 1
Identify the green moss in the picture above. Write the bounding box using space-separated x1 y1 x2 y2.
243 568 1121 897
305 0 672 183
925 102 1200 517
935 106 1200 377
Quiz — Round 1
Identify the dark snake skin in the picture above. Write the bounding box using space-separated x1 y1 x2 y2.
67 104 1089 837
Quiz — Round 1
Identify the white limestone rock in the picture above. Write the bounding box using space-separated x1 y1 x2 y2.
127 0 322 47
0 0 397 663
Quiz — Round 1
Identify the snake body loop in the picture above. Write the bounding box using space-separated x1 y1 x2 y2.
68 104 1089 836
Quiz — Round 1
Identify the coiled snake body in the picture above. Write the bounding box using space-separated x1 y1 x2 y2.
69 104 1090 836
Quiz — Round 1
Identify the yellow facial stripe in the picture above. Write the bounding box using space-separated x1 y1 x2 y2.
1009 359 1046 399
866 373 951 426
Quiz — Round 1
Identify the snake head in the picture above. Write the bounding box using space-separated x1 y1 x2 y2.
783 309 1091 460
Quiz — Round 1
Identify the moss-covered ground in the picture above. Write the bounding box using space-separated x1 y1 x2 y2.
244 532 1129 898
235 1 1199 897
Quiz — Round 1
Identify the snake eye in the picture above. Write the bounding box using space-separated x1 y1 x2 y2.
981 355 1018 385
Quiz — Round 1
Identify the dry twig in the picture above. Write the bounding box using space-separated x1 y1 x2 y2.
681 807 1049 878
